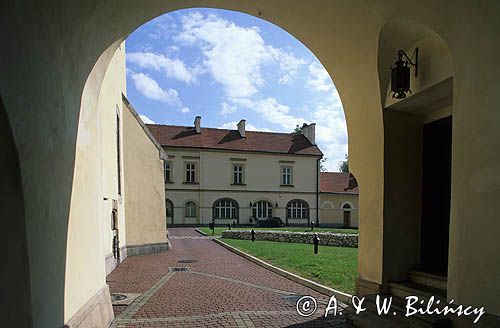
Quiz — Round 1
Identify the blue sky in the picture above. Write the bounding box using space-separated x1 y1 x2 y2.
125 8 347 171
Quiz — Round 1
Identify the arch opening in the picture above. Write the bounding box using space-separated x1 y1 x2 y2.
67 4 379 327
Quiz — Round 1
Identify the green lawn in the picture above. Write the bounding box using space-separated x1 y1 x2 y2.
199 226 358 237
220 238 358 294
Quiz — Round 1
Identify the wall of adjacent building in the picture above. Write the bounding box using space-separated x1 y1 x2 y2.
320 193 359 228
65 41 128 325
165 147 321 225
123 100 168 252
97 43 127 274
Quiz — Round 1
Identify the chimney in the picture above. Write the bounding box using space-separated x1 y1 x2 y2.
194 116 201 134
301 123 316 145
237 119 246 138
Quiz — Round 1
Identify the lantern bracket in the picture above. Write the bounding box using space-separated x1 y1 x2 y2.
397 48 419 77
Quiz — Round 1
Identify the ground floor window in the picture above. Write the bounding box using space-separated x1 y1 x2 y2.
286 199 309 219
252 200 273 219
213 198 238 220
185 201 197 217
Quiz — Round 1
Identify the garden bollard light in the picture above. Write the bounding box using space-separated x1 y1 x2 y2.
310 221 314 231
228 223 231 230
251 229 255 242
209 221 215 235
314 234 320 254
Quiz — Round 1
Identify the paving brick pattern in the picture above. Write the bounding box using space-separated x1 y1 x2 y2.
107 228 353 327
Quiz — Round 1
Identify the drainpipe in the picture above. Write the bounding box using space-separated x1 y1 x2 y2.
316 158 320 227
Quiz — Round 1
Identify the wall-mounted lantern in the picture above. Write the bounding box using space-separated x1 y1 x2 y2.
275 202 279 208
249 201 252 207
391 48 419 99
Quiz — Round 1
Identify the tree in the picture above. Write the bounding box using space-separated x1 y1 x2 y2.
320 158 328 172
338 154 349 173
293 123 308 134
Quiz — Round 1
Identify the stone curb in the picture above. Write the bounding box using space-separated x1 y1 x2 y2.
212 238 353 304
194 228 208 236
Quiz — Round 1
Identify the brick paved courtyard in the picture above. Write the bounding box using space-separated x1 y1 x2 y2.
107 228 353 327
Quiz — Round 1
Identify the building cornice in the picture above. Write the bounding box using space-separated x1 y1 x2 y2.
162 145 323 159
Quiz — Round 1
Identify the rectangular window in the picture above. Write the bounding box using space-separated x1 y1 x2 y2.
232 164 244 184
281 166 292 185
164 161 172 183
185 162 197 183
116 112 122 195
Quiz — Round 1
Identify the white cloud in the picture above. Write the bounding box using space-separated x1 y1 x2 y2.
174 12 307 97
145 14 179 41
139 114 155 124
130 72 181 107
128 11 346 171
231 97 307 131
268 48 307 84
307 62 334 92
220 121 273 132
127 52 200 84
231 92 346 171
220 102 237 116
310 90 347 171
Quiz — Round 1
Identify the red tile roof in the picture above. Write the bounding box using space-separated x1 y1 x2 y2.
146 124 323 156
320 172 359 194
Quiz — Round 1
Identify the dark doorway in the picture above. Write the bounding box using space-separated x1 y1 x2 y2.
342 204 351 228
420 116 452 276
112 210 120 262
166 199 174 225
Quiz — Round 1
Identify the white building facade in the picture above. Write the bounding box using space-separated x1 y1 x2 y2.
148 118 323 226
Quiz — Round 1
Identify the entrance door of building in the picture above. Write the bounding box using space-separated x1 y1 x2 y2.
342 204 351 228
420 116 452 276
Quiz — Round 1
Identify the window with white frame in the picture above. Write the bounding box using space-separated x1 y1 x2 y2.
286 200 309 219
252 200 273 219
185 201 197 217
281 166 293 185
213 198 238 220
232 164 244 184
164 161 172 183
185 162 197 183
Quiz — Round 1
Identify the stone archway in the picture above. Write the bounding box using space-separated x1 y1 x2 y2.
1 2 499 327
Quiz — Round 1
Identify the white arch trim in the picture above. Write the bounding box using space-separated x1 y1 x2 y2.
321 201 335 209
341 201 354 209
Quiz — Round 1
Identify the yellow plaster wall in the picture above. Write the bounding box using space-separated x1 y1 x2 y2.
66 42 127 322
122 101 167 247
97 43 127 261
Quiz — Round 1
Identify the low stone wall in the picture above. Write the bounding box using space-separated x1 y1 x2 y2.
221 230 358 248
